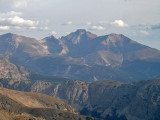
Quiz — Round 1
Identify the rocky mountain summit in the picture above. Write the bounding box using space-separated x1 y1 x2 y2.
42 29 160 66
0 30 160 82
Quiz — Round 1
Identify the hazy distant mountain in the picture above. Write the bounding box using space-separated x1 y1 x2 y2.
0 33 49 66
42 29 160 66
38 29 160 82
60 29 97 56
0 33 49 56
0 30 160 82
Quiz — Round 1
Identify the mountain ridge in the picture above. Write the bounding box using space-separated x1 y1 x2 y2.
0 54 160 120
0 87 101 120
0 29 160 82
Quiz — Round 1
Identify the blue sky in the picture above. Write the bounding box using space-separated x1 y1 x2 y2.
0 0 160 49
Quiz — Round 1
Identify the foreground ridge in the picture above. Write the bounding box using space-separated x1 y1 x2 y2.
0 87 101 120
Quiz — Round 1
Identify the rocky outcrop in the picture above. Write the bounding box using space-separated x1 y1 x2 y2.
28 79 160 120
0 55 30 87
0 54 160 120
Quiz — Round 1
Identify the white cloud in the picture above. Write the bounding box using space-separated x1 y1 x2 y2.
140 30 149 35
90 26 105 31
0 26 10 30
111 20 128 27
7 16 39 27
86 22 92 25
0 11 39 29
0 11 23 18
0 11 50 32
43 27 50 30
67 21 72 25
50 31 57 35
29 26 37 30
62 21 73 25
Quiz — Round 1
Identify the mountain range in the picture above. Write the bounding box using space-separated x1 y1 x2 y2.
0 29 160 82
0 29 160 120
0 54 160 120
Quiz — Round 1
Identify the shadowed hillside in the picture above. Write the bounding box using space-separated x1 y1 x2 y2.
0 87 101 120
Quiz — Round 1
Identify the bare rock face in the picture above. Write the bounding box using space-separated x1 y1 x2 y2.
50 80 89 108
0 55 30 88
0 56 21 80
21 78 160 120
40 35 63 55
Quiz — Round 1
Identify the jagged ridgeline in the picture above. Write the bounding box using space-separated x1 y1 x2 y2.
0 30 160 82
0 55 160 120
0 30 160 120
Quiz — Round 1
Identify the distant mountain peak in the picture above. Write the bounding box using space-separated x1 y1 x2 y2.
48 35 57 39
67 29 96 37
73 29 91 36
63 29 97 44
40 35 63 54
42 35 58 42
1 33 16 38
3 32 14 35
74 29 97 37
105 33 132 44
75 29 86 32
108 33 119 36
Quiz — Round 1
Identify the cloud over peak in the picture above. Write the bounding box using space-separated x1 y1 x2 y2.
50 31 57 35
111 20 128 27
7 16 39 27
0 11 39 30
90 26 105 31
0 26 10 30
